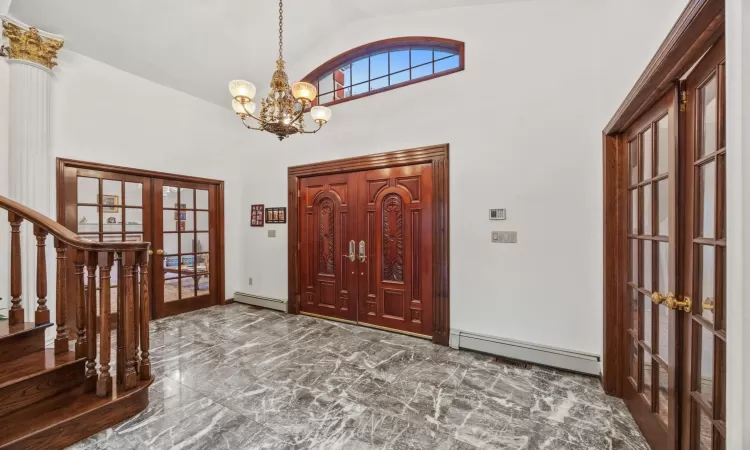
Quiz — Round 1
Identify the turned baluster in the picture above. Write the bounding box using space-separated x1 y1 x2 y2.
33 225 50 325
54 239 68 354
116 254 124 383
132 257 140 375
97 252 114 397
121 251 138 390
8 213 23 325
137 250 151 380
74 250 87 358
85 252 99 392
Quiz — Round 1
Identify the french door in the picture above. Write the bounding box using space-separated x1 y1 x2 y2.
620 37 727 450
59 161 224 324
298 164 434 337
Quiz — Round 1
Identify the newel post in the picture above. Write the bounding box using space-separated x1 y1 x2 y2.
97 251 114 397
121 251 138 390
137 250 151 380
54 239 68 354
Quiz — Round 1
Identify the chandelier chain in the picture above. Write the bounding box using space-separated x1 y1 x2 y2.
278 0 284 60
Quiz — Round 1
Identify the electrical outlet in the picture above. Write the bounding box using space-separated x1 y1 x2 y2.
268 230 276 238
248 277 253 286
491 231 517 243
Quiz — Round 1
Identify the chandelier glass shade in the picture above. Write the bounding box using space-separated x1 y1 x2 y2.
228 0 331 141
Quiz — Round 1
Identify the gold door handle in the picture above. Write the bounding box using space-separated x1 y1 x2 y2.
702 297 715 312
156 249 164 255
666 295 692 312
651 291 673 305
358 240 366 263
148 249 154 255
345 240 356 262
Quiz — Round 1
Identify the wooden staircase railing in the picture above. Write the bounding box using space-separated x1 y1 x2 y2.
1 194 152 393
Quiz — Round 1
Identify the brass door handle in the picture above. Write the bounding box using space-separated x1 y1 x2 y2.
666 295 692 312
651 292 673 305
345 240 356 262
156 249 164 255
148 249 154 255
358 240 366 263
702 297 715 312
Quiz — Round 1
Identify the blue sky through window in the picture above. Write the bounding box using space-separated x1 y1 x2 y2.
314 47 460 105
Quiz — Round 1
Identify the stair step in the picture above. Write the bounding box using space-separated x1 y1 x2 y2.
0 349 85 418
0 322 52 364
0 378 152 450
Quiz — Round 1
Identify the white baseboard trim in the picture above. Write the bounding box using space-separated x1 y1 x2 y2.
233 292 288 313
450 329 601 376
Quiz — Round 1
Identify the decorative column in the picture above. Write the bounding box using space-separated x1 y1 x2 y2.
2 17 63 326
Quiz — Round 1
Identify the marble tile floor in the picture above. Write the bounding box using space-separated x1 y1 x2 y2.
68 304 649 450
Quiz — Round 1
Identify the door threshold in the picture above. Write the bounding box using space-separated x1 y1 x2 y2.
300 312 432 340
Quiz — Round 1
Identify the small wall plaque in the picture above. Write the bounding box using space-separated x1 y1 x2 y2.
489 209 506 220
251 204 264 227
266 207 287 224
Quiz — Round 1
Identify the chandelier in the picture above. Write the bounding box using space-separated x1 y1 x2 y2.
228 0 331 141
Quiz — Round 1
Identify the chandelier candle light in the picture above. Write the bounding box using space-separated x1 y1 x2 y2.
229 0 331 141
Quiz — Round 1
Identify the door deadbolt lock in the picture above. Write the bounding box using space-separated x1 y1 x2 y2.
358 240 366 263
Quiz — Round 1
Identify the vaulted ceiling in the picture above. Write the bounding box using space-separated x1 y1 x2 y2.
9 0 521 108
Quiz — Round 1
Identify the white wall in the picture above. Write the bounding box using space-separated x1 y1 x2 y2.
725 0 749 447
238 0 688 356
47 50 249 303
0 1 10 313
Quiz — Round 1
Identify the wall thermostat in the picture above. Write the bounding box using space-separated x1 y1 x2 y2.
489 209 506 220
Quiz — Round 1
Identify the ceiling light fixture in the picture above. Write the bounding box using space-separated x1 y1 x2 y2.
228 0 331 141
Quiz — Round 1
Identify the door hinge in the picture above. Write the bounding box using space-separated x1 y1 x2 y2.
297 190 300 199
679 84 687 112
297 242 301 250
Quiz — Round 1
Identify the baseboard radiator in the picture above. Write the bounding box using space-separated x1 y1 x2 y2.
233 292 288 312
449 329 601 376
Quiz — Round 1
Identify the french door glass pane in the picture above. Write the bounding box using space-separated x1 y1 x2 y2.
698 162 716 238
102 179 121 198
656 180 669 236
180 233 195 253
78 206 99 234
163 211 177 232
656 116 669 175
701 76 718 157
643 352 653 403
182 211 195 231
196 233 210 253
180 188 194 209
643 294 652 346
657 304 669 357
657 363 669 426
164 234 178 255
164 278 179 302
163 186 178 206
125 208 143 232
698 326 714 405
77 177 99 204
196 189 209 209
699 407 713 449
630 140 638 185
699 245 715 326
657 242 669 294
181 278 196 299
643 184 652 235
642 241 652 291
197 211 209 231
641 129 652 180
125 182 143 206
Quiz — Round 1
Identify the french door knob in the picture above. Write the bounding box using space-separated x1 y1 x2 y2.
666 295 692 312
702 297 715 312
156 249 164 255
148 249 154 255
651 291 672 305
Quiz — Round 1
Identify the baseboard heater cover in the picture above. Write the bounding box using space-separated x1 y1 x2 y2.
450 329 601 376
233 292 288 312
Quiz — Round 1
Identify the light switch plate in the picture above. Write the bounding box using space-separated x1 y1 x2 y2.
248 277 253 286
489 209 506 220
492 231 517 243
268 230 276 238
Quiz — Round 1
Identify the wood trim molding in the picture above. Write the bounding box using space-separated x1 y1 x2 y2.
56 158 224 185
300 37 465 110
287 144 450 345
603 0 724 134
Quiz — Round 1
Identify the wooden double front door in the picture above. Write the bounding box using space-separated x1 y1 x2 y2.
621 38 727 450
58 160 224 323
299 164 434 337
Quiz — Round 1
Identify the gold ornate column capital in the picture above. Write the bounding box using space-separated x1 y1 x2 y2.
2 19 64 69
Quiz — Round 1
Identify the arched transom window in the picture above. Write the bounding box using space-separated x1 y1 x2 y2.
304 37 465 107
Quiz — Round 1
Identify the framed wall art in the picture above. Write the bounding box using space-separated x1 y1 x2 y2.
266 207 287 224
251 204 265 227
101 195 120 212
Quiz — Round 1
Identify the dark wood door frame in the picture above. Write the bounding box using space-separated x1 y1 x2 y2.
601 0 724 397
55 158 227 323
287 144 450 345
